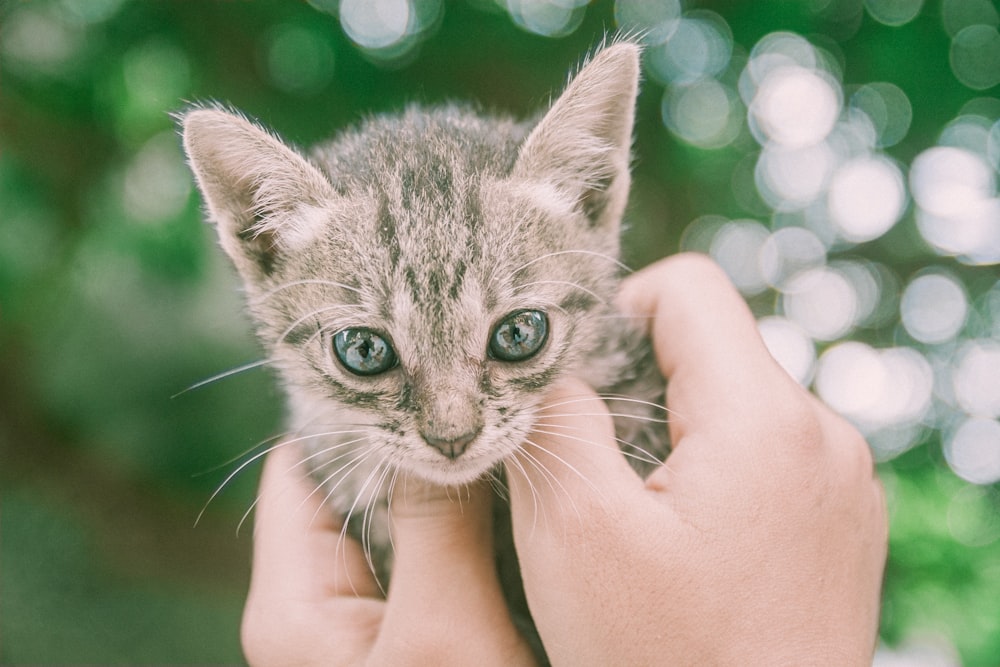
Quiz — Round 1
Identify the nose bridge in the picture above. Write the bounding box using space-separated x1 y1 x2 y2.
401 300 485 457
415 368 483 438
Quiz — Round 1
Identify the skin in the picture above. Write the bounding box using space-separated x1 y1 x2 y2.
240 253 888 666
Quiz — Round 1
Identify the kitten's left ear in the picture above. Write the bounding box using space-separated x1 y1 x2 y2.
513 42 640 228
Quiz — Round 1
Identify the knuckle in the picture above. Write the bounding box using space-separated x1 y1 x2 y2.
764 395 827 456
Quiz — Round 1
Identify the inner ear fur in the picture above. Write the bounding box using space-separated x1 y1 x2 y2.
513 42 640 229
181 107 337 278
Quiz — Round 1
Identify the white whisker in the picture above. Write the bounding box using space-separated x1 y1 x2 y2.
385 465 401 562
173 358 273 398
520 441 582 522
290 433 374 472
340 454 392 595
532 425 663 468
524 435 606 504
194 432 287 478
511 249 633 276
539 394 670 415
505 452 540 536
276 304 358 347
514 279 607 305
202 427 372 531
538 411 668 424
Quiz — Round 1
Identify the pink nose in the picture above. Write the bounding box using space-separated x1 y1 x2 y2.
422 429 481 460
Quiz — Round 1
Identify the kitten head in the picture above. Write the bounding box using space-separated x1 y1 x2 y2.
182 43 640 486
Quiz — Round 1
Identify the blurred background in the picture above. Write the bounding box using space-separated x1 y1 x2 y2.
1 0 998 663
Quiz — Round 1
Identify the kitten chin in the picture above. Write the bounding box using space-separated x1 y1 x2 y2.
183 39 668 666
402 448 509 486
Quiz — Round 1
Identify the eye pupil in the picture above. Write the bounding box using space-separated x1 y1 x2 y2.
490 310 548 362
333 328 397 376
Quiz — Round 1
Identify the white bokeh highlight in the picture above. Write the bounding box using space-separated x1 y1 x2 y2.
828 155 906 242
945 418 1000 485
900 272 969 344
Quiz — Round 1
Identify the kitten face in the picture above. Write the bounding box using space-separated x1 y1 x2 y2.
183 43 640 487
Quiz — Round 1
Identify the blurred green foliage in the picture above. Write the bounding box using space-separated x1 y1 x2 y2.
1 0 998 664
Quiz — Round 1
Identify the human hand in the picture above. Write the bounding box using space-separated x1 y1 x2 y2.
240 445 535 666
506 253 888 666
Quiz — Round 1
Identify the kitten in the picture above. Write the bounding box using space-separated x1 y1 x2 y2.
182 41 666 661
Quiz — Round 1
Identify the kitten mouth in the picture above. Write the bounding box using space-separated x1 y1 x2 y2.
409 448 505 486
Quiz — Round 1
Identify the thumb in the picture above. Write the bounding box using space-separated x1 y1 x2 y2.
505 377 644 528
371 477 531 663
384 476 497 601
389 475 496 570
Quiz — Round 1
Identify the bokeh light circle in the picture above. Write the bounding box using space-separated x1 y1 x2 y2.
814 342 933 435
910 146 995 218
940 114 995 156
916 200 1000 265
661 79 742 149
911 144 1000 264
709 219 770 295
755 143 836 210
942 0 1000 38
827 155 907 242
0 5 86 77
744 32 819 90
507 0 587 38
264 24 335 95
759 226 828 288
900 271 968 344
814 341 885 420
952 340 1000 418
950 24 1000 91
122 132 192 224
849 82 913 147
782 266 859 340
645 11 733 85
834 259 884 326
679 214 729 253
864 0 925 27
945 417 1000 485
876 346 934 426
339 0 411 50
757 316 816 385
614 0 681 42
750 66 841 148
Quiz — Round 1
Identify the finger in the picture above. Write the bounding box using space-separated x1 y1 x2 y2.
248 444 378 603
242 445 384 666
505 377 650 571
371 477 533 664
504 378 662 664
618 253 802 442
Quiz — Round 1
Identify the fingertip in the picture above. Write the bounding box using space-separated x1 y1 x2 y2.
618 252 729 319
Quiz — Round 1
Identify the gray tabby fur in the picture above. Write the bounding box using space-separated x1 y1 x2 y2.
182 41 666 662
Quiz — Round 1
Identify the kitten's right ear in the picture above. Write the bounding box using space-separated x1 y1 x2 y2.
181 108 336 279
512 42 640 230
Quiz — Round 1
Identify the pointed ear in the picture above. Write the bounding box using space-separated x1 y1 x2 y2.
513 42 640 228
181 108 337 279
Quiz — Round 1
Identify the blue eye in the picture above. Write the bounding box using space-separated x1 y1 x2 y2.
489 310 548 362
333 328 397 376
